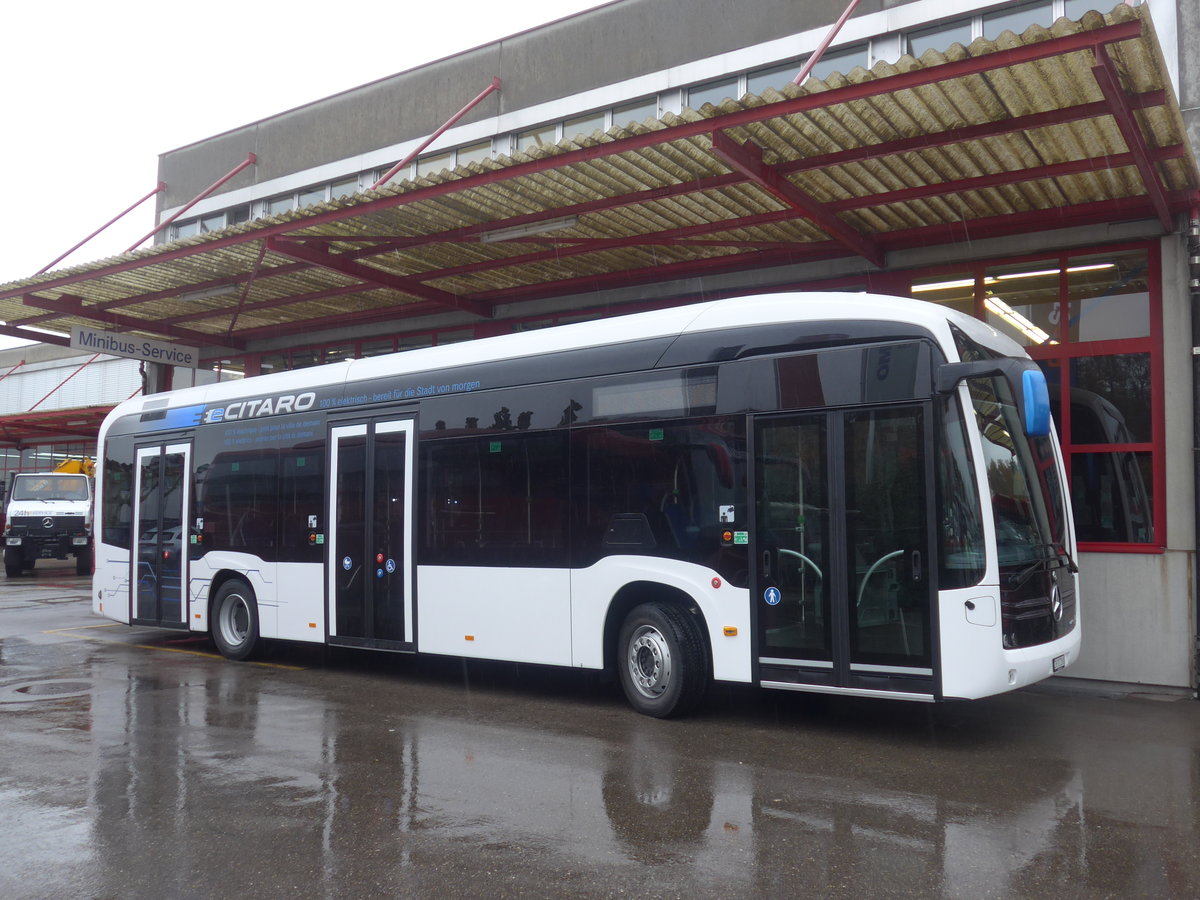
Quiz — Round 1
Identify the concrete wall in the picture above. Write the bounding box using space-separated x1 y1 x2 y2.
157 0 878 208
1069 551 1193 686
1178 0 1199 159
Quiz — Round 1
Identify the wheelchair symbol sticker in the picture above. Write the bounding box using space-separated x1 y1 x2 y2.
764 587 781 606
342 556 352 571
385 558 396 574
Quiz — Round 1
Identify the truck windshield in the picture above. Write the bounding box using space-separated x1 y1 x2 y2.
12 476 90 502
967 375 1068 566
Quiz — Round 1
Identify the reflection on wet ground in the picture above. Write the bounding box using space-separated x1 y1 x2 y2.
1 581 1199 898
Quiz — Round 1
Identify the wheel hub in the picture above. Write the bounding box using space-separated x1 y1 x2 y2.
628 625 672 698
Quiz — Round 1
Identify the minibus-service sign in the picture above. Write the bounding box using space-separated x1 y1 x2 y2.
71 326 199 368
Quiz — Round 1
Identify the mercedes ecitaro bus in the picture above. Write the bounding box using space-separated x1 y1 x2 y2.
93 292 1079 717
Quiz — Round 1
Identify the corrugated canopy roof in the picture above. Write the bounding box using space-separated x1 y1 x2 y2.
1 4 1196 360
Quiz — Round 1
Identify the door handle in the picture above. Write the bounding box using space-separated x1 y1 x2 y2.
911 550 922 583
761 549 772 580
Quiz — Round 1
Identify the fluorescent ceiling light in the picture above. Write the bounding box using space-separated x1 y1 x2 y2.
984 296 1055 345
994 263 1117 281
479 215 579 244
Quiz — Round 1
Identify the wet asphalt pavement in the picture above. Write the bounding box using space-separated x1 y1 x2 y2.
2 567 1199 899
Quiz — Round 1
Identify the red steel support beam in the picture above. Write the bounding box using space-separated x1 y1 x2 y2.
28 353 101 411
1092 48 1173 232
370 77 501 191
21 293 246 351
710 130 884 267
0 360 26 383
793 0 861 84
0 324 70 347
126 153 257 252
40 183 166 274
263 237 493 319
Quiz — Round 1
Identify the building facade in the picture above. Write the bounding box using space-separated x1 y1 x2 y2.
2 0 1197 690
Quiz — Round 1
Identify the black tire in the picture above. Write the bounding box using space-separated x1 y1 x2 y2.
211 579 260 661
4 548 21 578
617 602 709 718
75 546 93 577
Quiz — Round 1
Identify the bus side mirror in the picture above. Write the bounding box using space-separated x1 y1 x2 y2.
1021 368 1051 437
937 359 1051 438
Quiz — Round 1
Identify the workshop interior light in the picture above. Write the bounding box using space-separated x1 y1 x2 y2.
983 295 1055 345
479 215 580 243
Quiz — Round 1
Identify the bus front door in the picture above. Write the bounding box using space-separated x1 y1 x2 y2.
754 404 936 697
131 443 191 629
327 419 415 650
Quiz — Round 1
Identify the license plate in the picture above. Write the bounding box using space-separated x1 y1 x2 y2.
1052 654 1066 672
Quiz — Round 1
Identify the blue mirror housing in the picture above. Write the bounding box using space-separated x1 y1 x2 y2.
1022 368 1051 437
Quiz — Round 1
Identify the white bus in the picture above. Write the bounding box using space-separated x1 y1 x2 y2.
92 292 1079 717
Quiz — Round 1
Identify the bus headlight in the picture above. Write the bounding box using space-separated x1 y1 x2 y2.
5 536 21 546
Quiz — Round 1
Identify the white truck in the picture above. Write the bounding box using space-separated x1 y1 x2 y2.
3 467 95 577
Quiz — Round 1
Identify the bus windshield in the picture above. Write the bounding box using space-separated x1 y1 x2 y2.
967 375 1068 567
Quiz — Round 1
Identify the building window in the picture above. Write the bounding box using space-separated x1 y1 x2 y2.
416 151 453 176
908 17 973 56
982 0 1051 40
298 185 326 208
516 124 558 152
331 177 359 199
175 220 201 239
266 195 295 216
612 97 658 128
687 77 740 110
564 111 607 141
910 244 1161 550
456 140 493 167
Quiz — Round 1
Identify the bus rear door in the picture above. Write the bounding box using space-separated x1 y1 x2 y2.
327 418 415 650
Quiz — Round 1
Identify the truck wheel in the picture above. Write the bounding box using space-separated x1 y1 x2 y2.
4 549 21 578
75 547 94 577
211 579 260 661
617 602 709 718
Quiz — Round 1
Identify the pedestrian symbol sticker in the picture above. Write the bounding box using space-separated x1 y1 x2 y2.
764 587 781 606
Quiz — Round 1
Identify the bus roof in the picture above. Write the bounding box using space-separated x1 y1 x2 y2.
103 291 1021 427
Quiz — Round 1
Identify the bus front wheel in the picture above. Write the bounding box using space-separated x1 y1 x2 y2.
618 602 708 718
211 579 260 661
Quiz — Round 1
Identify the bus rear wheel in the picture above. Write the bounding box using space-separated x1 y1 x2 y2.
617 602 708 718
211 579 260 661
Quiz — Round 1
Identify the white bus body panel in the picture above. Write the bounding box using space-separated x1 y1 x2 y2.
274 562 326 642
416 567 573 665
187 552 275 636
94 544 130 623
570 557 752 684
938 583 1081 699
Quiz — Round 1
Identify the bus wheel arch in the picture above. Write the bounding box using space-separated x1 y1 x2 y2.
209 574 260 661
606 582 711 718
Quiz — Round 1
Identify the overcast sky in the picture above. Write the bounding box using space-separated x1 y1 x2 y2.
0 0 610 348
